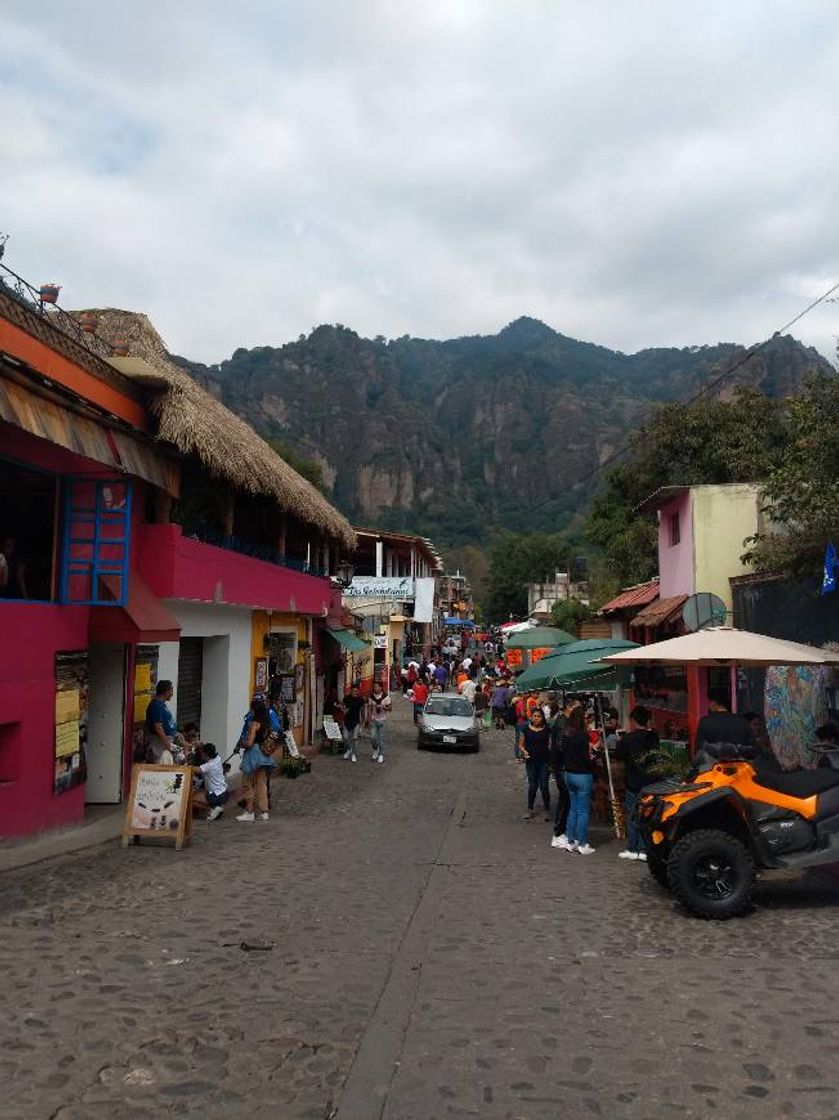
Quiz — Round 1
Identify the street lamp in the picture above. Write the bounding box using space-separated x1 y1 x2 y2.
334 559 355 589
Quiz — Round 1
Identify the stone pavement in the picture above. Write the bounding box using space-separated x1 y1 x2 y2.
3 699 839 1120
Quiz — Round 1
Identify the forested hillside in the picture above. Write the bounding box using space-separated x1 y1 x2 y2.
174 317 832 547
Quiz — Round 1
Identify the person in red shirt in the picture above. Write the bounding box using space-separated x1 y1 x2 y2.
411 679 429 724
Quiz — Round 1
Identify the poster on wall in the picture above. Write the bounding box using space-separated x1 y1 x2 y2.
279 674 296 703
267 631 297 673
54 651 89 795
254 657 269 693
294 662 305 693
132 646 159 763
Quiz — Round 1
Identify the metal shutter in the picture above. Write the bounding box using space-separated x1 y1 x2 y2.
176 638 204 730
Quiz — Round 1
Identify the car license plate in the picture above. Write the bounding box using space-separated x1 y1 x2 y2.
443 735 456 744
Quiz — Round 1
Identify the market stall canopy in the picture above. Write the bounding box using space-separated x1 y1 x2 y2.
600 627 839 667
326 627 367 652
506 626 576 650
515 638 640 690
443 617 475 626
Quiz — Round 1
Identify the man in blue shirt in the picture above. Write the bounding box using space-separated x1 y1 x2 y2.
145 680 177 763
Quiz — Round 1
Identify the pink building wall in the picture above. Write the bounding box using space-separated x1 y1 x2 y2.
657 492 695 599
0 602 90 835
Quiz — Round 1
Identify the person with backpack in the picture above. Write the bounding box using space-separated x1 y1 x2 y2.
236 698 277 822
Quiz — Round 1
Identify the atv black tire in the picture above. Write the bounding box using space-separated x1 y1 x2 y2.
646 849 670 890
667 828 755 920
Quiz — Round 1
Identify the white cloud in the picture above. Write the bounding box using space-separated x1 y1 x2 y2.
1 0 838 362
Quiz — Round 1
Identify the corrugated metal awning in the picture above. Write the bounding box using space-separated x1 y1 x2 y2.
0 376 178 496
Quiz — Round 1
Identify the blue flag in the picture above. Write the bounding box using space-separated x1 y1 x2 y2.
822 540 838 595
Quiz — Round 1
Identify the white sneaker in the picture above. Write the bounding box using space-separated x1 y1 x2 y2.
637 852 648 861
577 844 596 856
551 834 570 849
259 812 269 822
372 753 379 762
343 750 351 760
566 841 578 852
377 754 385 764
351 753 357 764
236 811 254 823
207 806 224 822
618 849 639 861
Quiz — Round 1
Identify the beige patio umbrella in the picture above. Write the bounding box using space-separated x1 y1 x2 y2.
599 627 839 667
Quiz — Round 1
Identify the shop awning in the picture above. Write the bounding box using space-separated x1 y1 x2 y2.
89 574 181 643
0 375 179 496
326 627 368 652
598 579 660 615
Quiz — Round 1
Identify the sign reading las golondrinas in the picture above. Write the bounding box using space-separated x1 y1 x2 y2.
343 577 415 600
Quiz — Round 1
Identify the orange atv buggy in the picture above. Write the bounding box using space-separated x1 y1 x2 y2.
636 742 839 919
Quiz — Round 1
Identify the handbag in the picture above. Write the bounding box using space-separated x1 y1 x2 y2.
261 730 282 756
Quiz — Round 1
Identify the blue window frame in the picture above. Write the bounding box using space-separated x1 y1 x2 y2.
59 478 132 606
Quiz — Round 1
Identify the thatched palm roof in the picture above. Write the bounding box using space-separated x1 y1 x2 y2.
80 309 355 550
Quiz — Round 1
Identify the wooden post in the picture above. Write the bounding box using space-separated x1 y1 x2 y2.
277 514 287 559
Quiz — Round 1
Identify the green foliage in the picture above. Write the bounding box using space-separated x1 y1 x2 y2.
746 374 839 575
484 531 570 622
641 741 691 780
265 437 329 496
550 598 593 633
585 388 784 587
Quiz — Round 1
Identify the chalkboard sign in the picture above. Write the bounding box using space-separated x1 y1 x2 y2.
122 765 193 849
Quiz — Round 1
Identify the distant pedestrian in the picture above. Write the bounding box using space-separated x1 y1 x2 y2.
368 683 392 763
411 679 429 723
520 707 551 820
474 682 490 729
434 661 449 692
491 680 510 730
561 705 598 854
236 699 276 822
342 684 365 763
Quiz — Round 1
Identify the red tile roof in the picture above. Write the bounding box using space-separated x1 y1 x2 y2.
598 579 660 615
631 594 688 629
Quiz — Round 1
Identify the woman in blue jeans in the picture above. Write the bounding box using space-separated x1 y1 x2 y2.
520 706 551 820
561 707 598 854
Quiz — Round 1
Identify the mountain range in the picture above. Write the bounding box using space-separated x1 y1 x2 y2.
173 317 833 548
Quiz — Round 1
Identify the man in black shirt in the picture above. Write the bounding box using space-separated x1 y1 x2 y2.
342 685 366 764
616 705 658 861
695 690 753 761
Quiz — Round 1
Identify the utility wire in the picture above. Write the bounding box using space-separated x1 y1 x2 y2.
533 279 839 509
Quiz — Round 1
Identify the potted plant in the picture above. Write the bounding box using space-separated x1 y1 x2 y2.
39 284 61 304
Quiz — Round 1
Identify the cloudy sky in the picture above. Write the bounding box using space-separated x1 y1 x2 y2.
2 1 838 363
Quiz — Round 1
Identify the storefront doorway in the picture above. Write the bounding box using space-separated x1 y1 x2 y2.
85 642 127 803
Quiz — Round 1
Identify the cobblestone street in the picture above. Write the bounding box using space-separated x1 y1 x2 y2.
4 699 839 1120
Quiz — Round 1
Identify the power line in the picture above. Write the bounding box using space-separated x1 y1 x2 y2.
532 279 839 511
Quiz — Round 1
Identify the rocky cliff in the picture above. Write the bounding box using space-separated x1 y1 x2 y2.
173 318 833 546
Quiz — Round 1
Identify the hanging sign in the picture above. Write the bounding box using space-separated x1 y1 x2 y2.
122 765 193 849
373 635 388 649
344 576 415 600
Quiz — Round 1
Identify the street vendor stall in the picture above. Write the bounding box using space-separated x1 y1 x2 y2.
601 626 839 766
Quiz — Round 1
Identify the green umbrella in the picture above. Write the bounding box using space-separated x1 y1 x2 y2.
514 638 639 691
505 626 576 651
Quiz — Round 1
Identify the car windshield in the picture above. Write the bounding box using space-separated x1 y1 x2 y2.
426 699 472 717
